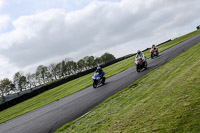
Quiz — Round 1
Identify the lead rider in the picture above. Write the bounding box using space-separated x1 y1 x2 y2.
135 50 146 63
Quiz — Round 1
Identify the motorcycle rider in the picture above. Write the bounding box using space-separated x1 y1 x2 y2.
151 44 158 54
135 50 146 63
96 66 104 79
152 44 156 49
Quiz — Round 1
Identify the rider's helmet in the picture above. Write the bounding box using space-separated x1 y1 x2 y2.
137 50 141 55
97 66 101 70
152 44 155 48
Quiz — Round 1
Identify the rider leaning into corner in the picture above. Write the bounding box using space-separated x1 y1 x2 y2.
151 44 158 54
135 50 146 63
96 66 104 78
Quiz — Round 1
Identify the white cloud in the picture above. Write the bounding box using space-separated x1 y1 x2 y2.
0 0 4 9
0 15 10 31
0 0 200 79
0 0 10 32
0 55 19 79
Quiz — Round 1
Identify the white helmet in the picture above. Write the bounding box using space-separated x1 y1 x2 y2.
137 50 141 54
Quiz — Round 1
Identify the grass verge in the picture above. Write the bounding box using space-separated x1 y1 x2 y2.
56 42 200 133
0 29 200 124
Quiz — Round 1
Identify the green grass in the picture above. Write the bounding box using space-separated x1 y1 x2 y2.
0 29 200 124
56 42 200 133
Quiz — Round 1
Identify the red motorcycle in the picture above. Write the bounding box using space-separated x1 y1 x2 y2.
150 47 159 59
135 58 147 72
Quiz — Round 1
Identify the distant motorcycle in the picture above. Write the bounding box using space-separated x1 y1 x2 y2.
92 72 106 88
135 58 147 72
150 47 159 59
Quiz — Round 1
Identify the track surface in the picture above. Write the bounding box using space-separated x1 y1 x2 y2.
0 34 200 133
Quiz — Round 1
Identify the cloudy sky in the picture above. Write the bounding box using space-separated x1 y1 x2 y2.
0 0 200 79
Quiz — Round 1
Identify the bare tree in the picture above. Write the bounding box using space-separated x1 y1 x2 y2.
45 71 52 83
35 71 42 85
36 65 48 84
13 71 26 93
26 73 37 90
26 73 32 89
48 63 57 80
55 63 63 78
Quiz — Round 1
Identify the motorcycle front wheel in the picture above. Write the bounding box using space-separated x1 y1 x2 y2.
93 80 97 88
136 65 140 72
151 54 153 59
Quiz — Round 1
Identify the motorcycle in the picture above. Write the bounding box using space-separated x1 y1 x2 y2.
135 58 147 72
150 47 159 59
92 72 106 88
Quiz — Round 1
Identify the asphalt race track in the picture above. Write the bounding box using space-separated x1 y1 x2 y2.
0 34 200 133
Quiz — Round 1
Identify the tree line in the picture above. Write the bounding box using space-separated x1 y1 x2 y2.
0 52 115 102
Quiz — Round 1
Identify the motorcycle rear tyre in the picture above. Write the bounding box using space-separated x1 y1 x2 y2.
144 61 148 69
156 51 159 57
102 77 106 85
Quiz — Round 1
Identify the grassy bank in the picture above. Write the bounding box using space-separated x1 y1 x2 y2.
56 42 200 133
0 29 200 124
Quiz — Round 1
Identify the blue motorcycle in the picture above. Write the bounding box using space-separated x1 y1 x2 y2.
92 72 106 88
